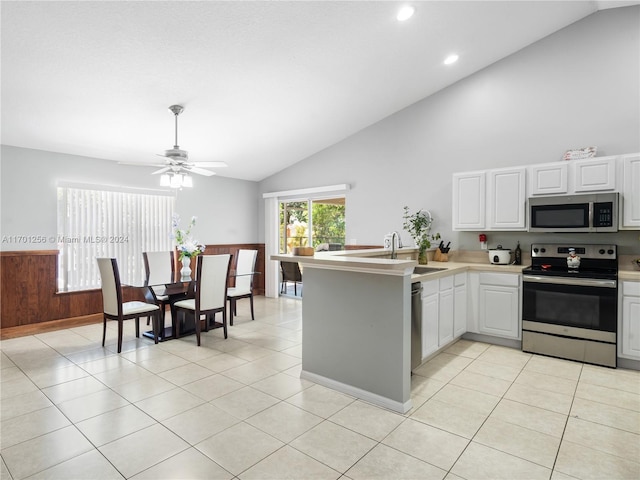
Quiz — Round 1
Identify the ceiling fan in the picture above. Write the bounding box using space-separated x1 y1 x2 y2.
121 105 227 186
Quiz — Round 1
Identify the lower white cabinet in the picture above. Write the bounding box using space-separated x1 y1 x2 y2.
620 281 640 360
421 273 467 360
477 272 521 340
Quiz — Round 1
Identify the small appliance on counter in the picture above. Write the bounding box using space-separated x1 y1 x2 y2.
488 245 511 265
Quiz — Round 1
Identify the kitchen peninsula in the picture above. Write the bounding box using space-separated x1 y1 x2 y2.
272 248 418 413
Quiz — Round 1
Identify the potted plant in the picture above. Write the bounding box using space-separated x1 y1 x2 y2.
403 206 440 264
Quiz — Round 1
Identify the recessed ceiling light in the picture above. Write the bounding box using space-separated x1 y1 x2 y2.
444 54 459 65
397 5 415 21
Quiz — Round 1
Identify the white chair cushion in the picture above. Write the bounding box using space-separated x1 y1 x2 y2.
123 301 159 316
227 287 251 297
154 294 169 301
174 298 196 311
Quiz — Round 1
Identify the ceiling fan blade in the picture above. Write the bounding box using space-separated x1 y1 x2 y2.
186 166 216 176
118 161 168 168
191 161 228 168
151 166 172 175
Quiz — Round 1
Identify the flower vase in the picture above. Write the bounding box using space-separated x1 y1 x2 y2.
180 257 192 278
418 248 428 265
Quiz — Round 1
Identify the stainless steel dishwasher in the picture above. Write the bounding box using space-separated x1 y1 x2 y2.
411 281 422 370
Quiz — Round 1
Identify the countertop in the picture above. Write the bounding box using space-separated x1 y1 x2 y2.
271 248 640 282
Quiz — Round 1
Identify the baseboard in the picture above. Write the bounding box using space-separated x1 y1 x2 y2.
300 369 412 414
0 313 102 340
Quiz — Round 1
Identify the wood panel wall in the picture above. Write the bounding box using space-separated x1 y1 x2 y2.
0 244 265 332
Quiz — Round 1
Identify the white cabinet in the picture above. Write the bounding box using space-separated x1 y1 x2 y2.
488 167 527 230
421 280 439 358
572 156 616 192
438 276 454 346
453 167 526 231
420 272 467 361
453 273 467 338
620 281 640 361
620 153 640 229
529 162 568 195
477 273 520 340
452 171 486 230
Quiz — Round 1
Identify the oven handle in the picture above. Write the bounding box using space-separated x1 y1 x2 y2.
523 275 617 289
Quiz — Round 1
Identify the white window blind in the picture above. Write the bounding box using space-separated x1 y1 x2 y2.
57 185 175 291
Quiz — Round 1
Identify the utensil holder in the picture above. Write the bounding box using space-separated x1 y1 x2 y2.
433 248 448 262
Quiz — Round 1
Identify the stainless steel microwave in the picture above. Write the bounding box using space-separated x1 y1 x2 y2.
528 193 618 233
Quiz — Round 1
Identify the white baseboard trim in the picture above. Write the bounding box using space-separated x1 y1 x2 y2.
300 369 412 414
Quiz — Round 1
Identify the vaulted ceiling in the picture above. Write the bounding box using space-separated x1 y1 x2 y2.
2 1 637 181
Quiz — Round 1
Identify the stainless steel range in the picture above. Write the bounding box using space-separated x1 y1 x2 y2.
522 243 618 368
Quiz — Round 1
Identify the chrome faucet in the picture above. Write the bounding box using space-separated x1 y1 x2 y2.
390 231 403 259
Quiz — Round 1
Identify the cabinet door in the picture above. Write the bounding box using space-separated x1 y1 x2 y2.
621 295 640 360
421 292 439 358
572 157 616 192
488 167 527 230
439 287 454 347
454 284 467 338
452 171 486 230
478 285 520 339
530 162 568 195
621 153 640 228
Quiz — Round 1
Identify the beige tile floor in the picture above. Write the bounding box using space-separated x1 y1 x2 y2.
1 296 639 480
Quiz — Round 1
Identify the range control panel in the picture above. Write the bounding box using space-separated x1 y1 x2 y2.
530 244 617 260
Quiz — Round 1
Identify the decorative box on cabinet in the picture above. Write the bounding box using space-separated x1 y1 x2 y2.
620 281 640 361
529 162 568 195
572 156 616 192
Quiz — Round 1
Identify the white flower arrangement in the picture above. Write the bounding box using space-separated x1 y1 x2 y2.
172 214 205 260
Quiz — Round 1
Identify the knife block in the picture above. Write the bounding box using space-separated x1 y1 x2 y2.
433 248 448 262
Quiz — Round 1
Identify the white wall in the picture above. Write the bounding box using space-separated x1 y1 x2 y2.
258 6 640 254
0 145 259 251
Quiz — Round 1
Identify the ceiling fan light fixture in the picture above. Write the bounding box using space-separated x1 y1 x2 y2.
182 174 193 188
160 174 171 187
397 5 415 21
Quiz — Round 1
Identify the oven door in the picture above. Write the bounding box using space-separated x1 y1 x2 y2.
522 275 617 333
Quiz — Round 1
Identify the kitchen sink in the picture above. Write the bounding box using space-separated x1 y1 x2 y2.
413 266 447 275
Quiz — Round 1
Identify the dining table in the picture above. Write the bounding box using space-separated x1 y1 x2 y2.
136 270 259 342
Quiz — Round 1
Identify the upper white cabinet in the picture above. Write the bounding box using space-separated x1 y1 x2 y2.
620 153 640 229
452 171 486 230
572 156 616 192
488 167 527 230
453 167 526 231
529 162 568 195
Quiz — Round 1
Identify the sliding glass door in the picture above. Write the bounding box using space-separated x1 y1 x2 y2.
279 197 345 253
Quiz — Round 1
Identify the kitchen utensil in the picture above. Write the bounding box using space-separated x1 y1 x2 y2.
488 245 511 265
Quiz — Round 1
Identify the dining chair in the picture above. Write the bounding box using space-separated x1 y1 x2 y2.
280 261 302 296
97 257 160 353
142 251 175 330
173 254 232 345
227 249 258 325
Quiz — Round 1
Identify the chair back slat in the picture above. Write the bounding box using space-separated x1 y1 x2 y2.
234 249 257 291
97 258 122 316
143 251 174 285
196 254 232 311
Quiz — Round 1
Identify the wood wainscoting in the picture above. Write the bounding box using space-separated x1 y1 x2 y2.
0 244 265 338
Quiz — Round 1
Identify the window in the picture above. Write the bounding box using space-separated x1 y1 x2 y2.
57 185 175 291
279 197 345 253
